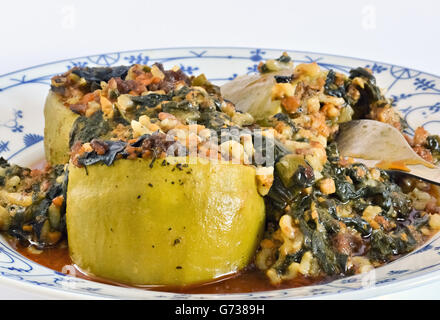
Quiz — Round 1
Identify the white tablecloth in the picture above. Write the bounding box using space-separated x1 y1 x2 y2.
1 0 439 299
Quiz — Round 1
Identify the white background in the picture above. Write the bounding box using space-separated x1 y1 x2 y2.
1 0 440 76
1 0 440 299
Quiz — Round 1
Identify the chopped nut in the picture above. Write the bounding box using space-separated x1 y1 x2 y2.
255 166 274 196
100 95 114 118
429 214 440 230
306 96 320 113
319 178 336 195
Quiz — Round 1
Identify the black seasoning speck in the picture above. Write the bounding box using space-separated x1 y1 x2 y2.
161 160 167 166
176 266 182 270
137 195 141 199
171 181 175 184
173 238 181 246
168 227 172 231
148 183 153 187
176 163 183 171
274 75 293 83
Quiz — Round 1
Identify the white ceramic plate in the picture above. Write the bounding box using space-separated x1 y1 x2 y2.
1 47 440 299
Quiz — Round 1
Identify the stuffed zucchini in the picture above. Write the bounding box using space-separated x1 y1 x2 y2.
46 64 191 164
41 63 271 285
67 157 265 285
44 91 80 164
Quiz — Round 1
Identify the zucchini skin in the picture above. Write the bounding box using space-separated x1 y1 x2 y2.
44 91 79 164
66 157 265 286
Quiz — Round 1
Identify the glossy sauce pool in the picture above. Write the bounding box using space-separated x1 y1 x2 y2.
6 237 326 294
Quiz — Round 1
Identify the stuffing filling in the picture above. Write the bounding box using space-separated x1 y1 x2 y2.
0 158 67 249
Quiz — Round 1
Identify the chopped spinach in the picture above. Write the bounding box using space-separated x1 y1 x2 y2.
324 69 346 98
72 65 130 89
334 179 360 202
316 205 340 234
76 140 127 167
369 228 417 261
131 93 172 108
348 67 383 119
69 111 112 148
271 113 297 133
349 67 376 83
198 111 228 129
426 135 440 156
291 165 315 188
299 219 342 275
341 217 372 238
326 142 340 163
266 175 297 211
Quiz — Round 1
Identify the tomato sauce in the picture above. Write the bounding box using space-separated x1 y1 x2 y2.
6 236 325 294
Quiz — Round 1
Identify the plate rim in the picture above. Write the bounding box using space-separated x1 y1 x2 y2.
1 46 439 81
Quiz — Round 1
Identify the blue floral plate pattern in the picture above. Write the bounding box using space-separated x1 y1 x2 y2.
0 47 440 299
